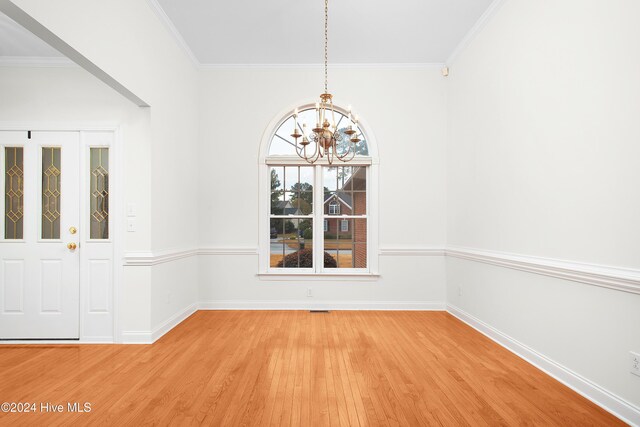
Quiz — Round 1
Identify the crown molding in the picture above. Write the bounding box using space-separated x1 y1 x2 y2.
200 62 445 71
145 0 200 67
446 0 507 65
0 56 77 68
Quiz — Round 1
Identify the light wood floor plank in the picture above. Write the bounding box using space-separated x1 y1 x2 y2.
0 311 624 426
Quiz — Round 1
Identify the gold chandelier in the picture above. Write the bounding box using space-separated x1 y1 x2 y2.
291 0 361 164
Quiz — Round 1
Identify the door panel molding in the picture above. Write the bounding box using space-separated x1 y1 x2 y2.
0 124 121 343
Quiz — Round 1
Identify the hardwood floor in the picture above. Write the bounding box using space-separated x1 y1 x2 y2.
0 311 624 426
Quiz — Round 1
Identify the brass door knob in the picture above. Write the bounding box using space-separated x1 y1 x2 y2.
67 243 77 250
69 226 77 234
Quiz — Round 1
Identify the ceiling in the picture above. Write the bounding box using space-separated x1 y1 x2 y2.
0 12 62 57
0 1 496 64
155 0 495 64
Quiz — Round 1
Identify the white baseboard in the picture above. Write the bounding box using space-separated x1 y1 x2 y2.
446 304 640 426
199 300 445 311
120 331 153 344
121 302 198 344
151 303 198 342
80 336 114 344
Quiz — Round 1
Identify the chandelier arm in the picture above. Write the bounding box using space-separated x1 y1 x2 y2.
336 145 357 163
335 138 355 160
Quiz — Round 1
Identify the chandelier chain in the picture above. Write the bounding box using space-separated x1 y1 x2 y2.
324 0 328 93
291 0 360 165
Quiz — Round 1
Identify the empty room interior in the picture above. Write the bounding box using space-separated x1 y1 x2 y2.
0 0 639 425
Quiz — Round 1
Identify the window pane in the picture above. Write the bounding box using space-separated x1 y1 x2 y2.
283 166 313 214
269 108 368 157
323 166 366 216
269 218 312 268
324 218 367 268
90 148 109 239
270 167 284 214
5 147 24 239
42 147 61 239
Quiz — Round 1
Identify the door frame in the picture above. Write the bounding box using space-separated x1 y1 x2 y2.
0 122 122 343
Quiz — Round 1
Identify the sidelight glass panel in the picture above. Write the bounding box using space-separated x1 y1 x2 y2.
5 147 24 239
90 148 109 239
42 147 61 239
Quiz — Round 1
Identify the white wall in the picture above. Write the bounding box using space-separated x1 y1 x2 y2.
447 0 640 413
198 67 448 306
0 65 152 334
6 0 201 335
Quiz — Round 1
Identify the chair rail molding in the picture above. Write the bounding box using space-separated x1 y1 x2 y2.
124 245 640 295
123 248 199 266
446 246 640 295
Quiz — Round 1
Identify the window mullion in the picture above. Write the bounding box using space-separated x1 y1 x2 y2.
314 164 323 273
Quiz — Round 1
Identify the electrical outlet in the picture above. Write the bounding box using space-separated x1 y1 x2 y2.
458 286 463 297
631 352 640 377
307 288 313 298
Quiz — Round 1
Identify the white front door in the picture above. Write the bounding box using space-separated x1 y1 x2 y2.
0 131 80 339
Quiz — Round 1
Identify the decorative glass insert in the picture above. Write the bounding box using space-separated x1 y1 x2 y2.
42 147 61 239
269 108 368 157
5 147 24 239
90 148 109 239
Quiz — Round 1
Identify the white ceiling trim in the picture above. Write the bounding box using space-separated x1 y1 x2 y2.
446 0 507 65
1 1 501 70
145 0 199 67
200 63 445 71
0 55 76 67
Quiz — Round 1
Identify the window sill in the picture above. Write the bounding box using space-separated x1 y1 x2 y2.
257 272 380 281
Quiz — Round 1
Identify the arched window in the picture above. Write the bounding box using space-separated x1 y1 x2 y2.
259 104 378 275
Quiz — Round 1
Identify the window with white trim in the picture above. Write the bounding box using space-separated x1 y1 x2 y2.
262 105 376 274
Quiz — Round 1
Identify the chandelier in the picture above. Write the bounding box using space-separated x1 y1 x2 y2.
291 0 361 164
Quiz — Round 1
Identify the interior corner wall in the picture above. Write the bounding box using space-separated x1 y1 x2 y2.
8 0 201 335
446 0 640 412
198 67 447 307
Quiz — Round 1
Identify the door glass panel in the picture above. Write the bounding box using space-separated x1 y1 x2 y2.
42 147 61 239
90 148 109 239
5 147 24 239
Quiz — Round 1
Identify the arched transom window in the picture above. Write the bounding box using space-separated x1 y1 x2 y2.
260 105 378 275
